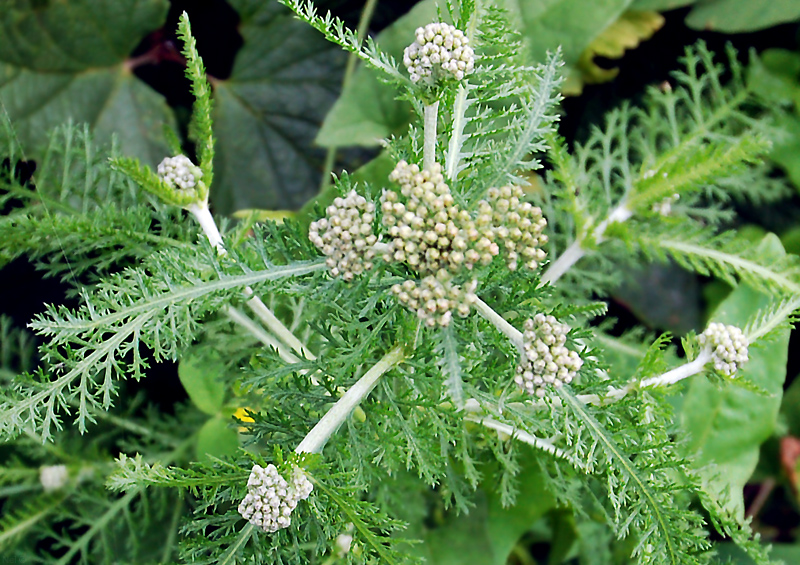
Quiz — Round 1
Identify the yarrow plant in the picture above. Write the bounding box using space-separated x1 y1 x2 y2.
0 1 798 564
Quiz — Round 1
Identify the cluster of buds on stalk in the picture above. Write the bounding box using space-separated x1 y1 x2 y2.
238 464 313 533
157 155 202 196
403 22 475 83
698 322 749 376
308 158 550 327
516 314 583 397
309 191 378 281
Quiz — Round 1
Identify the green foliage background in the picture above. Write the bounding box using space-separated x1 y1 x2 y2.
0 0 799 564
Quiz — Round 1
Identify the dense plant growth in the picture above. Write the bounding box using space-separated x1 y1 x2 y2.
1 0 800 564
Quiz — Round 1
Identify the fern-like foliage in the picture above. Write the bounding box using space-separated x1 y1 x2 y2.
0 3 796 565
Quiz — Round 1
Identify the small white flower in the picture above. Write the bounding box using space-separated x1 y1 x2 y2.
698 322 748 376
516 314 583 397
238 464 313 533
40 464 69 492
156 155 202 193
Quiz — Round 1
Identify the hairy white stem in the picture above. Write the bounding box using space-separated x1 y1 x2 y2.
540 203 633 286
423 101 440 172
188 204 317 363
187 203 225 253
295 346 405 454
225 306 301 365
243 288 316 361
539 240 585 286
465 414 585 470
473 297 524 351
639 348 712 388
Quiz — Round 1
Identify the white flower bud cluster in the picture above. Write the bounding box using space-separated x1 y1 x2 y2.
698 322 749 376
403 22 475 83
238 464 313 533
157 155 202 192
515 314 583 397
391 273 477 327
40 464 69 492
382 161 499 276
484 186 548 271
309 190 378 281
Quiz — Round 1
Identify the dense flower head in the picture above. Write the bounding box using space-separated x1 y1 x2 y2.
391 272 477 328
383 161 498 276
309 190 378 281
238 464 313 533
485 186 548 271
698 322 748 376
157 155 202 193
403 22 475 83
516 314 583 397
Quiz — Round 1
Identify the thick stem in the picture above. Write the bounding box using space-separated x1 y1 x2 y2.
295 345 405 454
473 297 523 351
225 306 301 365
539 241 585 286
243 289 316 361
187 203 224 253
464 414 585 470
188 204 319 364
639 348 712 388
423 101 440 172
539 203 632 286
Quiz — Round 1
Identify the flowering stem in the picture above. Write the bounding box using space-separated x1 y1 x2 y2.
295 345 405 454
540 203 632 286
473 297 524 351
464 414 586 470
242 288 317 361
423 101 440 172
639 348 712 388
188 203 318 363
225 306 302 365
187 203 224 253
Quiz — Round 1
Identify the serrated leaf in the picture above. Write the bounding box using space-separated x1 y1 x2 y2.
681 235 791 519
211 0 346 213
0 0 173 165
685 0 800 32
178 349 227 416
196 415 239 461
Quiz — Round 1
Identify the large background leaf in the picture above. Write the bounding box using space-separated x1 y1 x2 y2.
631 0 800 32
211 0 346 213
0 0 174 166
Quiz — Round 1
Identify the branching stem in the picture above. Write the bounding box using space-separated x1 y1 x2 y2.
187 204 316 363
540 203 632 286
464 414 585 470
295 345 405 454
473 297 523 351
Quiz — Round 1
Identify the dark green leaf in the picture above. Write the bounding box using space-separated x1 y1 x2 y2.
211 0 346 213
0 0 173 165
